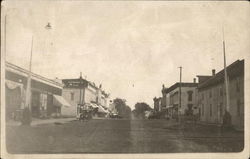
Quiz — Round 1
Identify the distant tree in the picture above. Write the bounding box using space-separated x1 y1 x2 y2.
113 98 131 118
133 102 152 119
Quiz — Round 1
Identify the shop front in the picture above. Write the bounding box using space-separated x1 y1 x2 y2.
5 80 24 121
5 62 64 120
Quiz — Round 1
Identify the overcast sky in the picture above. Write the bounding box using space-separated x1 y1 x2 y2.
3 1 250 109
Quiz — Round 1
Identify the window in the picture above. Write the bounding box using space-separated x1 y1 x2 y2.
188 91 193 101
210 104 212 117
70 92 74 101
237 99 241 116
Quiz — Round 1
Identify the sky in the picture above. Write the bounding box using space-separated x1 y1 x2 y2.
3 1 250 109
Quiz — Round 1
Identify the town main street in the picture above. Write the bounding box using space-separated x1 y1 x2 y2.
6 119 243 154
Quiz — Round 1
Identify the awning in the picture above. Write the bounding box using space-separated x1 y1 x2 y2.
90 103 99 108
53 95 71 107
97 105 109 113
6 80 23 90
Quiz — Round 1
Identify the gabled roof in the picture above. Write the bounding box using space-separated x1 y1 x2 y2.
163 82 198 94
198 59 244 90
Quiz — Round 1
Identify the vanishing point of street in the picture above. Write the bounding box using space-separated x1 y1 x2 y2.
6 118 243 154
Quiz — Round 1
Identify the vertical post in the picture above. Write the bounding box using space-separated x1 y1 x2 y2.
222 27 231 128
178 66 182 122
22 36 33 125
223 33 230 113
79 72 82 105
26 36 33 110
4 15 7 57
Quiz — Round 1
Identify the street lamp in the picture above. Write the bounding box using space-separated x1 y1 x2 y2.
44 22 52 55
45 22 52 30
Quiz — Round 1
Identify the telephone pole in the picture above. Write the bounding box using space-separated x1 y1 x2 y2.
21 36 33 125
79 72 82 105
222 27 231 127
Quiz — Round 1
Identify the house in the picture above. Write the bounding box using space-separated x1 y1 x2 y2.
62 76 109 116
197 59 244 130
163 80 198 119
5 62 70 120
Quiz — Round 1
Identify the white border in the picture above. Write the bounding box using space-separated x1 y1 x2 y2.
1 1 249 159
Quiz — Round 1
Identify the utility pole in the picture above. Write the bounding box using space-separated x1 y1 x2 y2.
4 15 7 58
22 36 33 125
178 66 182 122
79 72 82 105
222 27 231 127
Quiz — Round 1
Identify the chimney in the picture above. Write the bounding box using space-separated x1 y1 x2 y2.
80 72 83 79
212 69 216 76
193 78 196 83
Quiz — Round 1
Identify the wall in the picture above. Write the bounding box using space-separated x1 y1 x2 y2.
62 88 81 116
84 86 97 104
5 68 63 119
198 76 244 129
169 86 197 115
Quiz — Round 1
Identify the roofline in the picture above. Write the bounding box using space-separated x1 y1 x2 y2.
163 82 198 94
198 59 244 89
196 75 212 77
5 61 63 88
62 78 110 96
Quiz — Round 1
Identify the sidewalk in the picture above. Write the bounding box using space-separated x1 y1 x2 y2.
6 117 76 126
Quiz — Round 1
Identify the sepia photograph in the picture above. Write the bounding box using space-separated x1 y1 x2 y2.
1 0 249 158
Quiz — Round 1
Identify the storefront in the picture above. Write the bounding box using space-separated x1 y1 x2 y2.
5 80 24 121
5 62 69 120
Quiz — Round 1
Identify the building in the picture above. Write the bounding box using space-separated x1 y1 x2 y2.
163 80 198 119
5 62 70 121
161 85 168 111
62 76 109 116
197 60 244 130
153 97 162 112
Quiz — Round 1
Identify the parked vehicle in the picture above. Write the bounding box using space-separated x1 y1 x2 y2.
110 113 122 119
76 104 93 121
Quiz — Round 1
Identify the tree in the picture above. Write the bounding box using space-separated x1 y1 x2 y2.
113 98 131 118
133 102 152 119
